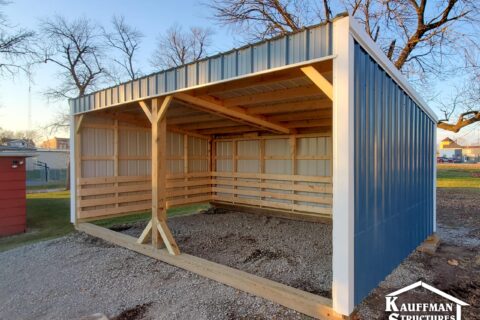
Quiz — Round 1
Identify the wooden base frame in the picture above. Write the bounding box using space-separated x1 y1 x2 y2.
211 201 332 224
76 222 344 320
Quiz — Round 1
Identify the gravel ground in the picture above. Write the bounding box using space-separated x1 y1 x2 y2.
120 209 333 297
0 211 331 320
0 188 478 320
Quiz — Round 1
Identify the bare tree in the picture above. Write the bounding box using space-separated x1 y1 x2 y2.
104 15 143 82
0 0 36 76
40 15 104 100
151 24 212 69
207 0 480 132
207 0 312 39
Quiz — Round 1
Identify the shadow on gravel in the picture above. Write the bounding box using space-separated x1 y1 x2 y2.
111 303 151 320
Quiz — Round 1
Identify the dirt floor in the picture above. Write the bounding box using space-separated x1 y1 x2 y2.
0 188 478 319
120 209 333 298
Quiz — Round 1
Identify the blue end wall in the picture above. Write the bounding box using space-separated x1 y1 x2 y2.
353 41 435 305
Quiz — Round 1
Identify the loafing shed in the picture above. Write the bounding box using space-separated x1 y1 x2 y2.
69 15 437 319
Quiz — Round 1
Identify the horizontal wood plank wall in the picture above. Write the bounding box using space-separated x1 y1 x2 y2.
77 116 332 221
212 133 333 218
77 117 211 221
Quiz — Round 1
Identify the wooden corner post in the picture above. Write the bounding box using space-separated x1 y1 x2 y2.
138 96 180 255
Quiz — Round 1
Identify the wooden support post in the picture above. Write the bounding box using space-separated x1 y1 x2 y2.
232 140 237 204
74 114 83 225
141 96 180 255
259 139 265 206
289 136 297 211
114 119 119 209
184 134 188 202
151 98 163 249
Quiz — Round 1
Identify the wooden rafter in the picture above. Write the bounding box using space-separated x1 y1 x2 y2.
198 125 261 135
168 113 220 125
175 93 290 134
221 85 321 107
181 120 241 131
168 125 211 139
247 98 331 115
267 109 332 122
189 60 332 97
301 66 333 101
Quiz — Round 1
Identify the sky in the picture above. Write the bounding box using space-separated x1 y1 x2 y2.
0 0 237 138
0 0 479 145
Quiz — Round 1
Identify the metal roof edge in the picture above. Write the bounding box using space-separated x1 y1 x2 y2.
69 21 334 109
72 54 336 115
347 16 438 123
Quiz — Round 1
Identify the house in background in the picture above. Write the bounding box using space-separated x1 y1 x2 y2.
438 137 480 163
462 145 480 163
40 137 70 150
1 138 35 149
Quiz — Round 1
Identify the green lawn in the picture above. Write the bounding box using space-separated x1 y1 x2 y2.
437 164 480 188
0 191 73 252
0 190 208 252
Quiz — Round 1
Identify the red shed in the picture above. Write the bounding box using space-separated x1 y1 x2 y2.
0 147 36 236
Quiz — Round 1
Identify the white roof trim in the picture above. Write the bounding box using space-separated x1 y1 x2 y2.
348 17 438 122
387 281 469 306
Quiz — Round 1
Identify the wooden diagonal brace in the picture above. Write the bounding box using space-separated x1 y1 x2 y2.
139 100 153 123
301 66 333 101
137 219 153 244
75 114 85 134
156 220 180 256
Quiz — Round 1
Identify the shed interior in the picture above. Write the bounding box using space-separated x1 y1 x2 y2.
74 58 338 318
76 60 333 223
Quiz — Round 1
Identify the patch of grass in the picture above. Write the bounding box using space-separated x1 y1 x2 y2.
0 191 73 252
437 164 480 188
95 203 210 229
27 184 66 191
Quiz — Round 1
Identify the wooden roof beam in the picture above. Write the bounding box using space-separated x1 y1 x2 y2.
301 66 333 101
267 109 332 122
181 120 243 131
175 93 291 134
168 113 221 125
247 98 331 115
198 125 261 135
221 85 322 107
168 125 211 140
